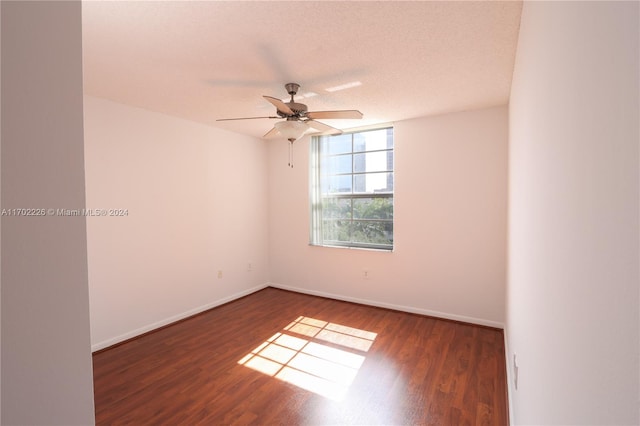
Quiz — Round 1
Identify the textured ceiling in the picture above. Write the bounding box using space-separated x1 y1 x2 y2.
82 1 523 139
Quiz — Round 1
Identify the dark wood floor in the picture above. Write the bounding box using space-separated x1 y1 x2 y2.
93 287 508 425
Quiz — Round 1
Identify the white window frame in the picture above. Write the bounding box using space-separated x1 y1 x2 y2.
310 127 394 251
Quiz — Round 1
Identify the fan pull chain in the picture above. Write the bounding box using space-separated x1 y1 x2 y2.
288 140 294 168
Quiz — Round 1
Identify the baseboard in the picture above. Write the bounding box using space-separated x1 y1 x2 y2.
267 282 505 329
91 283 270 352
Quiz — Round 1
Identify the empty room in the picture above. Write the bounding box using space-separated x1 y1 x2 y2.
1 1 638 425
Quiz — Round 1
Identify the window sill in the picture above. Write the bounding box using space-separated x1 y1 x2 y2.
309 243 394 253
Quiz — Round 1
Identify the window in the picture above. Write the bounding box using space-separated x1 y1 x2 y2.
310 127 394 250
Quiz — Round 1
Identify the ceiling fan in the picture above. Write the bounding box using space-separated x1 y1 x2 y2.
217 83 363 166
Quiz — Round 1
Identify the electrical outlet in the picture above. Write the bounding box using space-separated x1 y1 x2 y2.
363 269 369 279
247 262 252 272
217 270 223 279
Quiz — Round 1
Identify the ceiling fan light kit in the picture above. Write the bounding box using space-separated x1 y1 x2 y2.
274 120 308 141
217 83 363 167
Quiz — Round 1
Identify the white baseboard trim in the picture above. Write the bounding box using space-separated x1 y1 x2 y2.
268 282 505 329
91 283 270 352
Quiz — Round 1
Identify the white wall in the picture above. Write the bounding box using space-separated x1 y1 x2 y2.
269 106 508 326
507 1 639 424
1 2 95 424
84 96 270 350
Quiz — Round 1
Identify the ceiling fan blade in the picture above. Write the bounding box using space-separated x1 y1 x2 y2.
306 110 363 120
263 96 294 116
217 116 278 121
263 126 280 138
306 120 343 135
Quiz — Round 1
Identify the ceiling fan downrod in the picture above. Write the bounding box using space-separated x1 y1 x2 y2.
285 82 300 105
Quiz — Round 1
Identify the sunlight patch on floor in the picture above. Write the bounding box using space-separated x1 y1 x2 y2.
238 316 377 401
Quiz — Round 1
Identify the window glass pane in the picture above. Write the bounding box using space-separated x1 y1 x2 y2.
323 198 351 219
353 172 393 194
320 178 329 195
325 154 352 175
353 128 390 152
354 151 393 173
322 134 351 155
386 128 394 149
323 220 351 242
353 197 393 220
351 221 393 246
325 175 352 194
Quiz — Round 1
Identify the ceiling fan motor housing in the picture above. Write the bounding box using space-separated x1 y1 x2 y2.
278 102 307 117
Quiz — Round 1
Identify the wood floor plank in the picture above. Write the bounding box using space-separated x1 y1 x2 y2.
93 287 508 425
